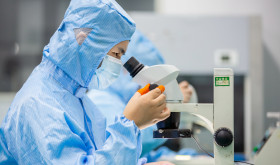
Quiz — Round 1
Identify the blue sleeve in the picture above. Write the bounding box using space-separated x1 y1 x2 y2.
93 115 144 164
0 128 17 164
4 101 145 165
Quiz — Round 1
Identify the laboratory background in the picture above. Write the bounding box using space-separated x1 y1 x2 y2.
0 0 279 164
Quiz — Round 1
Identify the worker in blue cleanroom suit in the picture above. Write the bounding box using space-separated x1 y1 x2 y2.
0 1 172 164
87 30 198 157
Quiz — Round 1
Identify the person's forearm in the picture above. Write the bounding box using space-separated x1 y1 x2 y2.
92 115 143 164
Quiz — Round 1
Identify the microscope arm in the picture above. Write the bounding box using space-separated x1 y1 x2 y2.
167 103 214 123
167 103 214 133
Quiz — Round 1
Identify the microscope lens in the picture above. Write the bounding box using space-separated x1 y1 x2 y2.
123 57 145 77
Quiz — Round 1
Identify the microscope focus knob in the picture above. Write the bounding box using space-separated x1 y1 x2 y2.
214 127 233 147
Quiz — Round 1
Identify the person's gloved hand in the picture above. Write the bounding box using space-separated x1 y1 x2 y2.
179 81 193 103
144 161 175 165
123 84 170 130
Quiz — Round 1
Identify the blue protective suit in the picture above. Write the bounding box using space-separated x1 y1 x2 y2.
87 30 167 157
0 0 147 164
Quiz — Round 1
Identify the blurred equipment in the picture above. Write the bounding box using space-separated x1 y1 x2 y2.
253 112 280 165
124 56 234 165
0 92 16 123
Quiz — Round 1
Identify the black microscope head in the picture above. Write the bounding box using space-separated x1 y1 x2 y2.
123 57 145 78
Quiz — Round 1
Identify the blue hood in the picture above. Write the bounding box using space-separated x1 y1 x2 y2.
43 0 136 87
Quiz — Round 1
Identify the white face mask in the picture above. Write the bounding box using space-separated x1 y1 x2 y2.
88 55 122 90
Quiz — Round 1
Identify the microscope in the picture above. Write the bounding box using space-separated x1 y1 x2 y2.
124 57 235 165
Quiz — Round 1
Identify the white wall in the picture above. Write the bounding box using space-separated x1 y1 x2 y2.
156 0 280 71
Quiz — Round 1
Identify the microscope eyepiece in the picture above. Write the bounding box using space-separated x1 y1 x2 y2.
124 57 145 77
